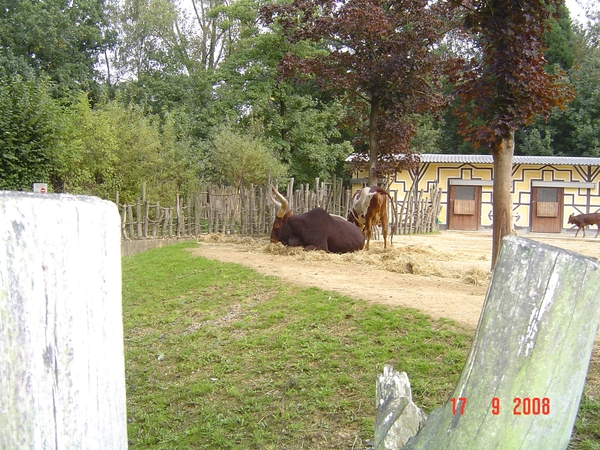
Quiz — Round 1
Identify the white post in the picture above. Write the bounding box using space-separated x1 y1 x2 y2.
0 192 127 449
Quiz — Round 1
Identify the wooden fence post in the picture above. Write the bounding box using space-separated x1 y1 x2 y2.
120 204 128 239
127 204 134 238
136 198 142 237
0 192 127 449
399 236 600 449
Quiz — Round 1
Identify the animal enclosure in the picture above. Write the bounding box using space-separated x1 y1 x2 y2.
118 179 443 240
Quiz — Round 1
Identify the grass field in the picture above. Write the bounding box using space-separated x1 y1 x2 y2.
122 243 599 449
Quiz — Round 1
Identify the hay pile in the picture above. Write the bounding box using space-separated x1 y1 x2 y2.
197 234 491 286
197 233 258 246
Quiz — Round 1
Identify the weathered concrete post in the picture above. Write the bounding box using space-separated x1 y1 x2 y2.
0 192 127 449
375 366 426 450
400 236 600 449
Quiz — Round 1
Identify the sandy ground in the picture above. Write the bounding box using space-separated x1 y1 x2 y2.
190 230 600 333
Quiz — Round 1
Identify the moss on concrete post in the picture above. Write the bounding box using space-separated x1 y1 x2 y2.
403 236 600 449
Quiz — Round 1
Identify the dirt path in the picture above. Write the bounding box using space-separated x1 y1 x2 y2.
190 230 600 331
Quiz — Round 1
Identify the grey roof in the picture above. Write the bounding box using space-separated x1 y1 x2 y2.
419 154 600 166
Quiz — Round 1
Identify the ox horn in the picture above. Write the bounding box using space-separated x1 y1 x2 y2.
270 186 289 218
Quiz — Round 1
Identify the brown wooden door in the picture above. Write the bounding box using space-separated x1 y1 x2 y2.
448 185 481 231
530 187 563 233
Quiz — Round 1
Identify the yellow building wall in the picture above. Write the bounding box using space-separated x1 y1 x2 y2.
352 162 600 232
513 164 600 225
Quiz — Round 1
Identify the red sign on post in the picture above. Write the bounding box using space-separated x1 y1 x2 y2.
33 183 48 194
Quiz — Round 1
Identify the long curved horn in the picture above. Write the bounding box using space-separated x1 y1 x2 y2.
269 188 281 210
271 186 288 218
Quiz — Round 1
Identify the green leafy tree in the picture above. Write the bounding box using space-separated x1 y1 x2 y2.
0 0 107 94
157 109 205 193
198 2 353 185
100 100 199 203
52 96 201 203
0 77 60 190
51 93 120 196
550 9 600 157
517 128 554 156
213 55 354 185
567 45 600 157
409 115 444 154
205 125 287 189
270 94 353 184
108 0 353 186
544 3 575 70
108 0 182 80
106 0 240 80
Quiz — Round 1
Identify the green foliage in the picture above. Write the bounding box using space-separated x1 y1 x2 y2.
563 22 600 157
264 91 354 185
52 93 120 196
4 0 598 203
544 4 575 70
109 0 182 79
0 0 106 94
516 128 554 156
204 125 287 188
206 19 353 185
115 73 200 118
515 20 600 157
94 100 202 203
0 76 61 190
50 96 201 203
409 115 443 155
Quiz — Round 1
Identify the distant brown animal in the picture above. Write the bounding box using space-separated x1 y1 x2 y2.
568 212 600 238
347 186 398 250
269 186 364 253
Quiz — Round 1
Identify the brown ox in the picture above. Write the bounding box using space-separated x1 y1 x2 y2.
269 186 364 253
568 212 600 238
347 186 397 250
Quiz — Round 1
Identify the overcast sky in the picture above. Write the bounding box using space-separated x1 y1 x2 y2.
566 0 590 22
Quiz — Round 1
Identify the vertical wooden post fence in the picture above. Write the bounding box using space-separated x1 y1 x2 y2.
0 192 127 449
117 180 441 239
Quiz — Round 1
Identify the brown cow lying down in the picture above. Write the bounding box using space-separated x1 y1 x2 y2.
568 212 600 238
269 186 364 253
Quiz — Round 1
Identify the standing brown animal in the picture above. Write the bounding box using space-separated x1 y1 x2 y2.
568 212 600 238
347 186 398 250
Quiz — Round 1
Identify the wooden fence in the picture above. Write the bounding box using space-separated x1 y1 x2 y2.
119 179 443 240
396 184 443 235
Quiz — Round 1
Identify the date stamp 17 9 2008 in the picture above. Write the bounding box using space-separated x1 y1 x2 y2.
450 397 551 416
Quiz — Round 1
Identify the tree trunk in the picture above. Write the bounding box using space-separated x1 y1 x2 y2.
369 98 381 186
402 236 600 449
491 131 515 267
